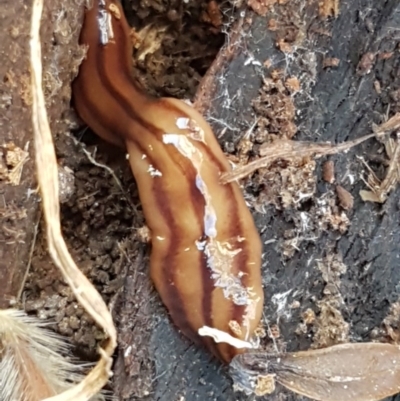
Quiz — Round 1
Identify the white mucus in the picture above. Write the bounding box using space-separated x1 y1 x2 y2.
97 0 114 45
198 326 255 349
163 132 260 337
147 165 162 177
176 117 190 130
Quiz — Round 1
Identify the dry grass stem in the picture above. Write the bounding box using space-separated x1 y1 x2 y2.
29 0 117 399
221 133 378 184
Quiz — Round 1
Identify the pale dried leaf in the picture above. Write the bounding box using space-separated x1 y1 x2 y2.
230 342 400 400
359 189 382 203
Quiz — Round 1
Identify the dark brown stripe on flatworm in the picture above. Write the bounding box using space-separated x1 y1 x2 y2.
163 144 223 357
197 140 229 174
156 97 230 174
95 26 163 143
98 12 230 179
154 177 223 357
76 78 156 168
98 15 209 340
72 83 124 147
151 181 196 339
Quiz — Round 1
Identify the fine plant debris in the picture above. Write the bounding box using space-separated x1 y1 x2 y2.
0 142 29 186
221 131 383 184
221 113 400 205
230 342 400 400
359 114 400 203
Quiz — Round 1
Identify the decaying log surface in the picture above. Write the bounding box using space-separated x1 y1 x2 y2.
146 1 400 400
2 0 400 400
0 1 41 308
0 0 84 309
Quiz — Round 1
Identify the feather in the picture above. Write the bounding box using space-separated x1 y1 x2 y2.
0 308 89 401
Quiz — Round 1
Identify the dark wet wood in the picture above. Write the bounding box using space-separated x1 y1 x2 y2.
146 1 400 400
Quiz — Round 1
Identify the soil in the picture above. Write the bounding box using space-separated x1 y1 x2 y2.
1 0 400 401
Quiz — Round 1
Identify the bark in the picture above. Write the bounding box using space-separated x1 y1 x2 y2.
146 1 400 400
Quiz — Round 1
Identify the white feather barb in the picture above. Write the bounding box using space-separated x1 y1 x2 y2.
0 309 86 401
